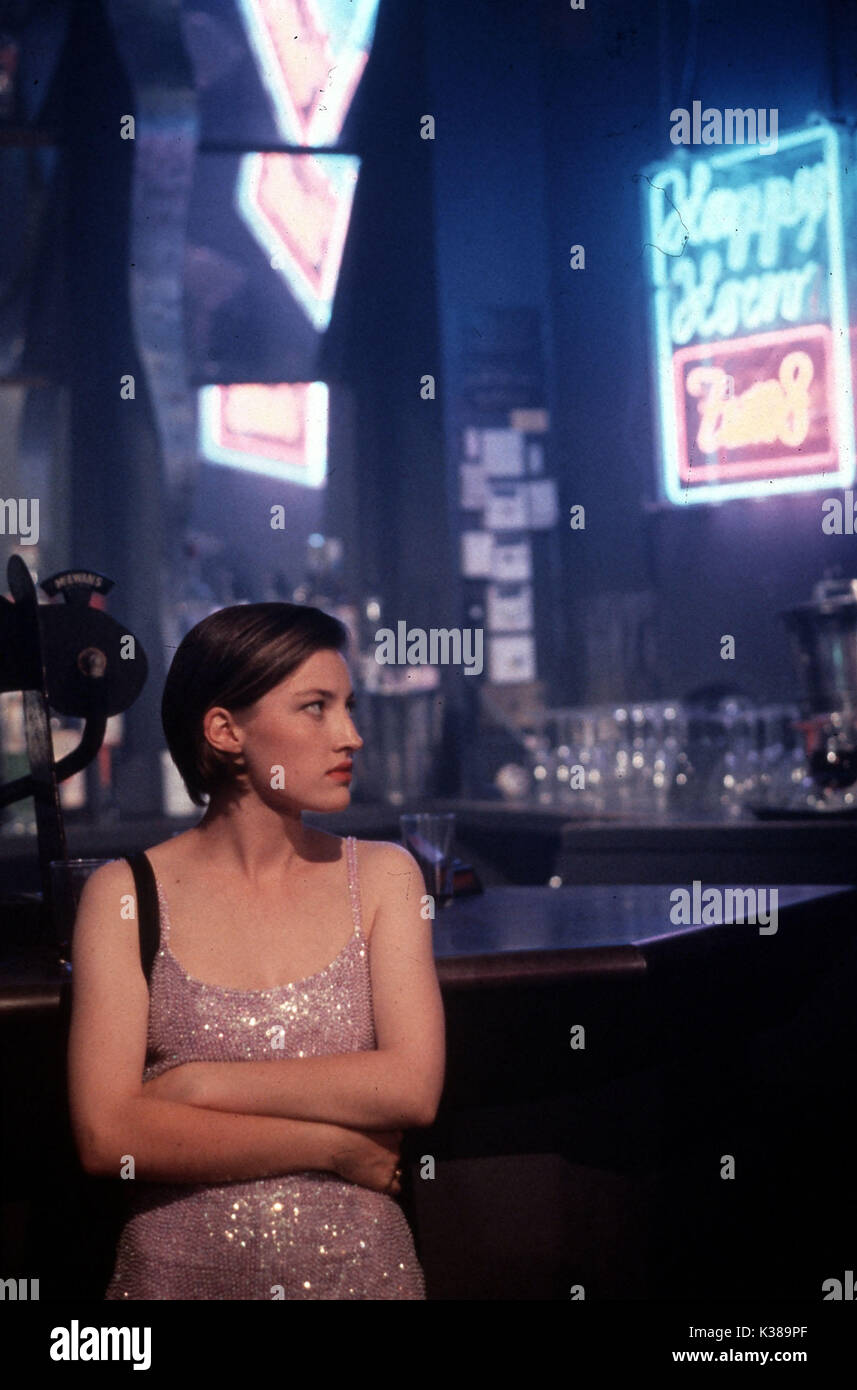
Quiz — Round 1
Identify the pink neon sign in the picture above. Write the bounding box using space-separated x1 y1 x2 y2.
237 0 379 146
199 382 328 486
236 151 358 331
672 324 836 484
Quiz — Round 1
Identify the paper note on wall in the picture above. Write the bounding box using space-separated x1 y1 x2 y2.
486 583 534 632
459 462 488 510
490 539 532 581
526 478 559 528
484 481 529 529
481 429 525 477
461 530 493 577
488 633 536 684
526 442 544 475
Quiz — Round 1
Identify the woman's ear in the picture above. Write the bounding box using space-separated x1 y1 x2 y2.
202 705 243 758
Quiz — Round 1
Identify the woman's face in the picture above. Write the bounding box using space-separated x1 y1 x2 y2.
205 648 364 812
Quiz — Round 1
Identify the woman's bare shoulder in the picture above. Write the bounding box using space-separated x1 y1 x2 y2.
352 839 423 896
352 838 416 868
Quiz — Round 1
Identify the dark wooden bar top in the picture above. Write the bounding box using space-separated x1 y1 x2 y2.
2 882 854 1012
2 801 856 1010
430 882 855 986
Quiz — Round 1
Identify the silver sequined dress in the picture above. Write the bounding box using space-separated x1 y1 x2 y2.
104 836 425 1300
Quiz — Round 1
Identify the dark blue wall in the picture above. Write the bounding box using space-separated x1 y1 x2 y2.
424 0 857 706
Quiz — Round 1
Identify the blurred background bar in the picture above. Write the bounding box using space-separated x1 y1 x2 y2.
1 0 857 1305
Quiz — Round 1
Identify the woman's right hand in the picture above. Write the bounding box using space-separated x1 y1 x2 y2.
331 1127 404 1195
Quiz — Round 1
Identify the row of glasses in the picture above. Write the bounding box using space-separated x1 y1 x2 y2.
521 700 815 820
688 700 816 818
524 701 687 817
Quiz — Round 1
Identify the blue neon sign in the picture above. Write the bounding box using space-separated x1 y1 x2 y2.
643 121 854 504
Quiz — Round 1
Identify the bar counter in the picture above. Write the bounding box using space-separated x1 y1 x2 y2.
4 798 857 889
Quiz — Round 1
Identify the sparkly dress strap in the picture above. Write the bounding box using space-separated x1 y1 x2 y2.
345 836 363 939
153 876 171 943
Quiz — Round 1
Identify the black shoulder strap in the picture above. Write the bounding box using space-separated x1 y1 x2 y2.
125 852 160 986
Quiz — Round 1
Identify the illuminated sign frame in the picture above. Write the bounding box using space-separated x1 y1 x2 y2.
198 381 329 486
236 151 359 332
643 122 854 505
673 324 837 482
236 0 380 147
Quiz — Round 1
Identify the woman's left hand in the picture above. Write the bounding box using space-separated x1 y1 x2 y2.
141 1062 202 1105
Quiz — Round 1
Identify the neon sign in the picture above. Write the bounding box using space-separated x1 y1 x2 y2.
236 152 359 331
236 0 380 146
643 122 853 503
198 382 328 486
674 326 835 482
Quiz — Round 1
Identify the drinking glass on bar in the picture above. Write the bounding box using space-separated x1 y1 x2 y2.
399 813 455 907
49 858 116 974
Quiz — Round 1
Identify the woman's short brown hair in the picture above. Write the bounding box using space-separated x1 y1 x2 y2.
161 602 350 806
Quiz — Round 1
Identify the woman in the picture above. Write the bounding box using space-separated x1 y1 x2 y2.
67 602 446 1299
